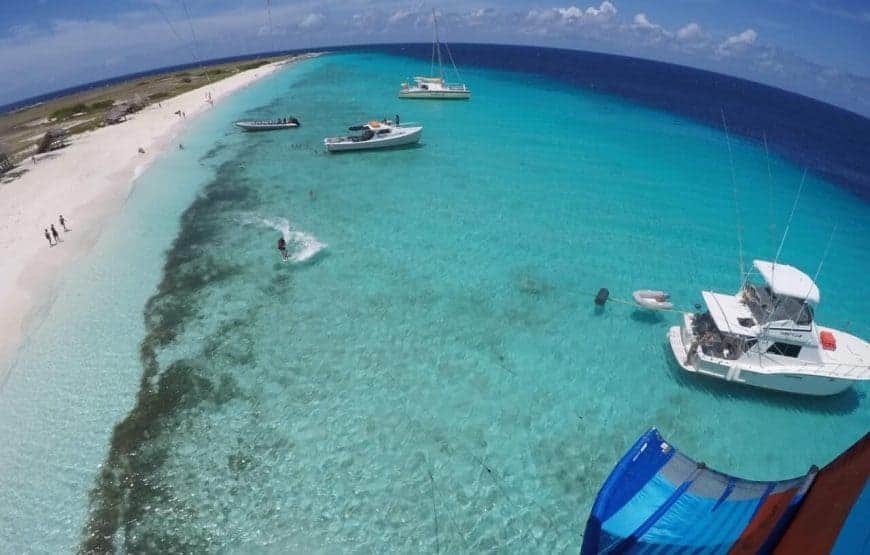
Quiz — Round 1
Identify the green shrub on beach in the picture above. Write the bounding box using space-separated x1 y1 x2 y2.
50 103 89 120
238 61 269 71
50 100 115 120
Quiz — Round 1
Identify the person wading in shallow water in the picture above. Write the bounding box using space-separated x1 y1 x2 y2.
50 224 60 243
44 228 53 247
59 214 69 232
277 236 288 261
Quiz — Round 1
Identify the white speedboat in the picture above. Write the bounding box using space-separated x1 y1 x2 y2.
324 121 422 152
235 118 299 131
668 259 870 396
398 10 470 100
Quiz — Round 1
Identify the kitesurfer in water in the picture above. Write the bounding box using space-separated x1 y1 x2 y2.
277 236 288 261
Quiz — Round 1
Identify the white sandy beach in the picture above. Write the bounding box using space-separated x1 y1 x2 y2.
0 57 300 378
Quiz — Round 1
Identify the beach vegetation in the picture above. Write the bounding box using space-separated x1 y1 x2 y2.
49 99 115 121
49 103 88 120
238 60 269 71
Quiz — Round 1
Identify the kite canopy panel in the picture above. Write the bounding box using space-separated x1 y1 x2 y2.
581 428 869 554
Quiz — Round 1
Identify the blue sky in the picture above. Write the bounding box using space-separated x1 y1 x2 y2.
1 1 869 115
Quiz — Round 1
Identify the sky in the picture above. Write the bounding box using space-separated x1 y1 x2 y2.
1 1 869 116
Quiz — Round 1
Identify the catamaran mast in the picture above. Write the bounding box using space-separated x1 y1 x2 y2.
433 9 444 79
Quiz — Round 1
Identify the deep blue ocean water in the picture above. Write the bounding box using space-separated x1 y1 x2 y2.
0 47 867 553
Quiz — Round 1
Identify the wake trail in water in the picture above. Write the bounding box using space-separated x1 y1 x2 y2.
240 214 326 263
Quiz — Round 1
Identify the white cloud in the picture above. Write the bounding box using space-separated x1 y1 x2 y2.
632 13 656 30
465 7 497 28
676 22 704 42
717 28 758 56
584 2 618 21
387 9 414 26
627 12 671 43
523 2 618 35
298 13 325 30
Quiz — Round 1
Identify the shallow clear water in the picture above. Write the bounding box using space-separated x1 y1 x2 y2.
1 52 868 553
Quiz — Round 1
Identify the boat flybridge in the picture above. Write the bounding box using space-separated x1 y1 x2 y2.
668 259 870 396
398 10 470 100
323 120 422 152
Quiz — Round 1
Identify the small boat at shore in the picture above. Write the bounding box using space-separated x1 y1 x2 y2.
633 290 673 310
324 121 422 152
235 118 299 131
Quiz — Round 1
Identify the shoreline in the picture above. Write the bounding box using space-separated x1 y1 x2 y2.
0 54 314 379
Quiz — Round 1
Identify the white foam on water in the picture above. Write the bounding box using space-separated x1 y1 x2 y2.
241 214 327 264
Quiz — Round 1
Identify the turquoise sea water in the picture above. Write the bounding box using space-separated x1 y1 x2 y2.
1 52 868 552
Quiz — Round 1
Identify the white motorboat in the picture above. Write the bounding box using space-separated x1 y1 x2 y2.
633 290 673 311
235 118 299 131
324 121 422 153
398 10 470 100
668 259 870 396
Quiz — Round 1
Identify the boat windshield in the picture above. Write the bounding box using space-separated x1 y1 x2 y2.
743 284 814 326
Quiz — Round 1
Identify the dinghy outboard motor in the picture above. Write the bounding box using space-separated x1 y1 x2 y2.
595 288 610 306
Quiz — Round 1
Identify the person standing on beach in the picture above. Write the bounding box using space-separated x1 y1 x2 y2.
59 214 69 232
44 228 53 247
50 224 60 243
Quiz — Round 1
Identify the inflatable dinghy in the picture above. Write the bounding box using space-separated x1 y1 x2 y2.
633 290 673 311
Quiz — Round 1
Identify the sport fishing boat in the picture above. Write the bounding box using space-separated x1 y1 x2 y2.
668 259 870 396
235 117 299 131
323 120 422 152
398 10 470 100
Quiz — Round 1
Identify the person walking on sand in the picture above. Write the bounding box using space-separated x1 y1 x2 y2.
59 214 69 232
50 224 60 243
44 228 54 247
277 236 289 261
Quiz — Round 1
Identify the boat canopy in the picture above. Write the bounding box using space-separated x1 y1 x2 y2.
581 428 869 554
414 76 444 83
753 260 820 305
702 291 756 335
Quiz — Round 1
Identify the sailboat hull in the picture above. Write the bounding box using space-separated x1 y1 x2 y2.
398 89 470 100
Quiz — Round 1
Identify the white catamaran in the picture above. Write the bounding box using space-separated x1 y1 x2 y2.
668 259 870 396
399 10 470 100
